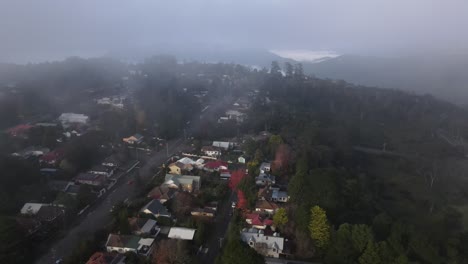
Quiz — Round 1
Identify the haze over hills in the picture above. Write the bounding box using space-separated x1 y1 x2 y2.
3 47 468 106
301 54 468 105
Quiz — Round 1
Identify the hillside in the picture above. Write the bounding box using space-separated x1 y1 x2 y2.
302 54 468 105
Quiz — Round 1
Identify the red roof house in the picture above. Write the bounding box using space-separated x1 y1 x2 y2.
7 124 33 137
245 213 274 229
39 149 65 165
203 160 228 171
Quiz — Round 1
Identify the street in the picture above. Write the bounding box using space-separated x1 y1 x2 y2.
35 138 186 264
200 190 237 264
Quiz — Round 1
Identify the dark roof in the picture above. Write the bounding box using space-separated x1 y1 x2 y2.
75 172 103 181
147 185 176 200
143 199 170 216
128 217 150 232
36 205 65 222
255 200 279 211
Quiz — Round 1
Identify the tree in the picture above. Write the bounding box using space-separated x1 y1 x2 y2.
284 62 294 77
272 144 292 175
293 63 304 79
172 192 195 217
358 241 381 264
152 239 190 264
270 61 282 77
117 209 131 235
273 208 288 228
268 134 284 157
254 149 264 163
351 224 374 253
309 205 331 251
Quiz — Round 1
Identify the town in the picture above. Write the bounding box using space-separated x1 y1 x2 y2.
1 58 313 264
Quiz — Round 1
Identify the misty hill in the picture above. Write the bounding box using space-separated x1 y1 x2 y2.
302 54 468 105
109 46 293 68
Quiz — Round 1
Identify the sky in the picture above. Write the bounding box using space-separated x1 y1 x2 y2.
1 0 468 63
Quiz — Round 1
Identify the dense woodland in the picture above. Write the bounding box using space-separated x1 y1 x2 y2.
236 61 468 263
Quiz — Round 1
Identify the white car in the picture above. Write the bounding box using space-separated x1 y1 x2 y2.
231 202 236 208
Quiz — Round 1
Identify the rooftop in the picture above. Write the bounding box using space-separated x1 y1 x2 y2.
168 227 196 240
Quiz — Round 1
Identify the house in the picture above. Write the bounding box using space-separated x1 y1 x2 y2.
168 162 192 175
35 205 66 223
7 124 33 137
203 160 228 172
85 252 126 264
257 187 273 201
205 201 218 211
39 149 65 165
64 183 81 196
201 146 222 157
168 227 196 240
258 186 289 203
225 110 245 122
191 208 216 217
48 180 73 192
147 185 177 203
75 173 107 186
102 156 119 168
255 173 276 186
11 146 49 159
241 228 285 258
271 189 289 203
220 170 231 179
59 113 89 127
88 165 114 178
105 234 155 256
123 134 144 145
140 199 171 218
255 200 279 214
20 203 65 222
20 203 49 215
212 141 232 150
238 156 246 164
163 174 201 193
128 217 160 236
259 162 271 174
245 213 274 230
97 96 124 109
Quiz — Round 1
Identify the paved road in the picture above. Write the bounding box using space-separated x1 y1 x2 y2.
200 190 237 264
36 138 186 264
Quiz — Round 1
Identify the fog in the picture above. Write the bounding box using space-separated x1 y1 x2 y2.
1 0 468 63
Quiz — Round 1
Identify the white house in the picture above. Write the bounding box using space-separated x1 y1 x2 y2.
240 228 285 258
271 189 289 203
238 156 246 164
20 203 49 215
58 113 89 127
201 146 222 157
105 234 155 256
212 141 232 150
168 227 196 240
259 162 271 174
225 110 245 122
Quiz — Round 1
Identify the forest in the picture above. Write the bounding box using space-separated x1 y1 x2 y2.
235 62 468 263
